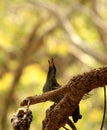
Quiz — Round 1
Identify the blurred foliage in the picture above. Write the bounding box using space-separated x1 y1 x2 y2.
0 0 107 130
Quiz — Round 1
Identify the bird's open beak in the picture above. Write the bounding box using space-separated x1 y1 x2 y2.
48 58 54 67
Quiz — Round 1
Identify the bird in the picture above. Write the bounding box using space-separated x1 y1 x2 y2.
43 58 62 102
43 58 82 123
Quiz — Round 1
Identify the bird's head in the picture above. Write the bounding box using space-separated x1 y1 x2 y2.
47 58 56 79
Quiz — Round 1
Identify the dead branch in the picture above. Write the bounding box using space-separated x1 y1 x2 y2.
21 65 107 130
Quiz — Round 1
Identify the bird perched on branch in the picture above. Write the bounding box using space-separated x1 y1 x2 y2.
43 58 82 123
43 58 62 102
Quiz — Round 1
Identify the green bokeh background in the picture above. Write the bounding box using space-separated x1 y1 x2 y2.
0 0 107 130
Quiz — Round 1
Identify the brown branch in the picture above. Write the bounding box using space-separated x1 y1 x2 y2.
21 65 107 130
42 104 77 130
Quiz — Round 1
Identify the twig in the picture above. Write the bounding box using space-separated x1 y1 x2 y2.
21 66 107 106
66 118 77 130
100 86 106 130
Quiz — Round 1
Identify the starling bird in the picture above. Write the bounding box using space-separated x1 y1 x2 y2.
43 58 82 123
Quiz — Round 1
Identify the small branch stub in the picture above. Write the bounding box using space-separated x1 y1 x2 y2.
11 107 33 130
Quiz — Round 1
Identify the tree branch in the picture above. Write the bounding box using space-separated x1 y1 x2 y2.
21 65 107 130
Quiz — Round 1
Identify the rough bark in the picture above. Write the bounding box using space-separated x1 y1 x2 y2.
21 66 107 130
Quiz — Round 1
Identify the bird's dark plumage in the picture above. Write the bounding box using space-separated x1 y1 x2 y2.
43 58 62 102
43 58 82 122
